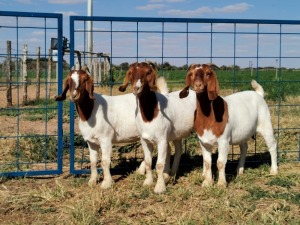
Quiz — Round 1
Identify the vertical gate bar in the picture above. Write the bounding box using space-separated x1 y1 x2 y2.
233 23 236 92
110 20 113 96
162 22 164 76
186 22 188 67
69 16 76 174
210 23 213 64
136 21 139 63
16 16 20 171
57 13 64 174
256 23 259 81
277 24 282 159
44 17 49 169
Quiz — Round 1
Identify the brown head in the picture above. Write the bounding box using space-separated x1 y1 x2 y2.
119 62 158 95
179 63 220 100
55 69 95 103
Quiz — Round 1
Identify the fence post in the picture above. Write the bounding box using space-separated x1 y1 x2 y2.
99 57 102 82
36 47 40 100
47 48 52 98
22 44 28 105
6 40 12 107
93 58 98 84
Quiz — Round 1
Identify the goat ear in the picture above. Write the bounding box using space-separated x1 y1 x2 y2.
148 61 157 71
147 71 157 91
179 86 190 98
186 64 194 71
119 68 131 92
207 72 220 101
55 76 70 101
212 96 225 122
86 76 95 100
119 76 129 92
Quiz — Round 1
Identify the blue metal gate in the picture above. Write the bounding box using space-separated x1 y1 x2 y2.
0 11 64 176
69 16 300 175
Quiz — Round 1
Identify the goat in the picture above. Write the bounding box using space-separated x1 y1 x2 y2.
119 62 197 193
179 64 278 187
55 68 143 189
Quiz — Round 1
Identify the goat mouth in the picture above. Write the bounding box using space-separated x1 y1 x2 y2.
133 87 141 95
195 89 204 94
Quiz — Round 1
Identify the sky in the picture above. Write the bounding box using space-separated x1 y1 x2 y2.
1 0 300 68
0 0 299 21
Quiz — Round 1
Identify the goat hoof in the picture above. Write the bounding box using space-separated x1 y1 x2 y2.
154 184 166 194
217 181 227 188
237 168 244 175
163 173 170 182
100 180 113 189
202 179 213 187
143 178 153 186
88 179 97 187
270 168 278 175
136 161 146 175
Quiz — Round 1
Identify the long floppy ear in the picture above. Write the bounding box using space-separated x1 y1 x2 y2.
119 67 131 92
147 61 157 71
147 70 157 91
55 76 70 101
207 63 221 70
186 64 194 71
85 76 95 100
212 96 225 122
207 72 220 100
179 71 193 98
179 85 190 98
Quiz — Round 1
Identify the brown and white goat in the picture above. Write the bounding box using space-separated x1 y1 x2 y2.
119 62 197 193
180 64 278 187
55 68 141 189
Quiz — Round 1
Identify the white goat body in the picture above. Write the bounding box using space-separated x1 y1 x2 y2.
136 89 196 193
56 69 140 189
180 64 278 187
119 62 197 193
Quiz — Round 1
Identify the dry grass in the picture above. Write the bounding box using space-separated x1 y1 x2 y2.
0 162 300 224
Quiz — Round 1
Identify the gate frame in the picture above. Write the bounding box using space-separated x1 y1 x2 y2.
0 11 64 177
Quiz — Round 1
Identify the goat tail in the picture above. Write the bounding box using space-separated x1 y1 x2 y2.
251 80 264 98
157 77 169 95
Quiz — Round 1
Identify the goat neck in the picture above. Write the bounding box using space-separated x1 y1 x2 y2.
137 82 159 122
194 89 229 138
75 92 94 122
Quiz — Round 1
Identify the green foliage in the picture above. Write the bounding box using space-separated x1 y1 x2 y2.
15 135 58 162
267 177 296 189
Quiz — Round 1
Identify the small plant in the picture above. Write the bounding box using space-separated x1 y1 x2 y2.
14 135 58 162
266 177 296 189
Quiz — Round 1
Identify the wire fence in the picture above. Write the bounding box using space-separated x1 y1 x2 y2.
69 16 300 174
0 11 64 177
1 12 299 177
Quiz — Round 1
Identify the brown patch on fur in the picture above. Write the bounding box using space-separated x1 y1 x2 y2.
137 83 159 122
55 69 95 122
181 64 228 137
194 91 229 137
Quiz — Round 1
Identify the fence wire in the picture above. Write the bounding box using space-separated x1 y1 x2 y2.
69 16 300 174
